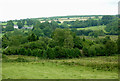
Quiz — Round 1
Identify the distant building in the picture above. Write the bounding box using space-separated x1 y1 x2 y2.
14 25 18 29
3 25 6 28
40 21 52 23
40 21 45 23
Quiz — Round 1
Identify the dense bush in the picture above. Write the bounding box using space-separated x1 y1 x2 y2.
105 40 117 56
3 46 82 59
73 37 83 49
83 44 106 57
3 46 18 55
105 21 118 35
20 40 47 50
46 47 82 59
46 47 56 59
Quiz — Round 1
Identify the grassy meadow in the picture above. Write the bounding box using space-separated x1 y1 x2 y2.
99 35 118 41
0 22 17 25
2 55 118 79
77 25 106 31
79 35 118 41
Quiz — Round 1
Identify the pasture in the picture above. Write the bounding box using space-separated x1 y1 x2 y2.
99 35 118 41
0 22 17 25
79 35 118 41
2 55 118 79
77 25 106 31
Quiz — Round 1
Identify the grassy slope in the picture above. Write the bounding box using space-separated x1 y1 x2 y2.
99 35 118 41
79 35 118 41
24 25 33 27
2 55 118 79
77 25 106 31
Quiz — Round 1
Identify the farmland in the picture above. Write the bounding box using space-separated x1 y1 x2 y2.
0 22 17 25
77 25 106 31
79 35 118 41
2 55 118 79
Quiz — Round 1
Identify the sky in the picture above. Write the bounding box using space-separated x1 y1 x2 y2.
0 0 119 21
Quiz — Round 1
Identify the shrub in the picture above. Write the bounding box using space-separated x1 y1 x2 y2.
3 46 18 55
2 54 7 59
83 44 106 57
82 47 89 57
18 48 26 55
46 46 82 59
105 40 117 56
37 49 44 57
46 48 56 59
31 49 39 57
21 40 47 50
73 37 83 49
74 48 82 57
25 49 32 56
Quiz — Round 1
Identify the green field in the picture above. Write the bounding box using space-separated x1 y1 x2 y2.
0 34 2 38
99 35 118 41
0 23 7 25
0 22 17 25
77 25 106 31
2 55 118 79
24 25 33 27
13 22 17 25
79 35 118 41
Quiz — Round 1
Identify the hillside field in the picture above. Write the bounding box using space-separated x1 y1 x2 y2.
79 35 118 41
77 25 106 31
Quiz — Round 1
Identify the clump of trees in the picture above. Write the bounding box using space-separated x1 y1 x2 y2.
105 21 118 35
17 21 23 29
5 20 14 31
3 28 82 59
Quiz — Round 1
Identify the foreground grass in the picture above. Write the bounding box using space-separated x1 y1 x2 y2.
50 55 118 71
2 55 118 79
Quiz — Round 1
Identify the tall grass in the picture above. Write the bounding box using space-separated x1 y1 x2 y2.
49 55 118 71
3 55 118 71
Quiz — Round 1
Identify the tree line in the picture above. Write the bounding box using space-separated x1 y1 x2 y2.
2 28 118 59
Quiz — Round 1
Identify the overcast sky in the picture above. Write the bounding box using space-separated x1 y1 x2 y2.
0 0 119 21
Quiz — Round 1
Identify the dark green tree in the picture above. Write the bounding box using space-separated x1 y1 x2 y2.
5 20 14 31
27 33 38 42
105 40 117 55
101 15 115 25
17 21 23 29
52 28 74 48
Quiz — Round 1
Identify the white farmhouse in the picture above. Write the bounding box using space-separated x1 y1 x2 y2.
14 25 18 29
